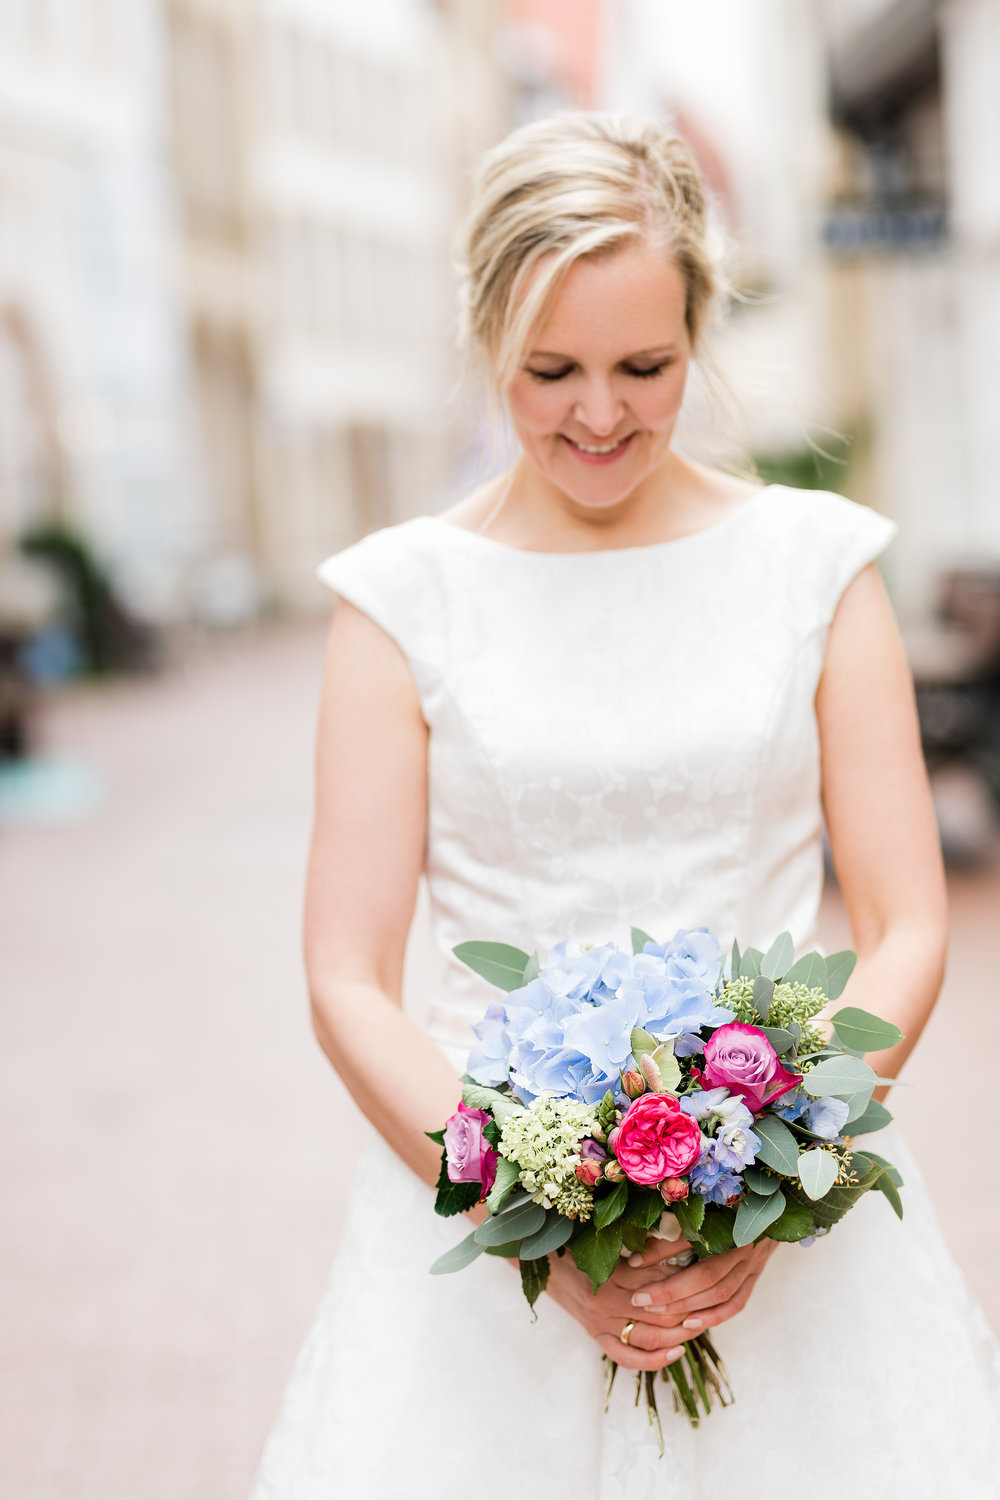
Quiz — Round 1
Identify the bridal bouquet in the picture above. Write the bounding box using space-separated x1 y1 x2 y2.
428 925 903 1443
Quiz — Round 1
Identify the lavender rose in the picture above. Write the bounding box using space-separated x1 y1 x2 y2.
443 1102 498 1197
702 1022 800 1112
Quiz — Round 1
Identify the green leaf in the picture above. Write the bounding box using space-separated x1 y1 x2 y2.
621 1221 648 1254
485 1155 521 1213
730 938 741 981
519 1256 550 1312
761 931 794 980
698 1208 736 1256
753 1113 801 1174
785 1162 883 1229
631 925 655 955
521 950 541 985
624 1187 668 1231
844 1087 877 1122
871 1169 904 1219
452 940 532 991
570 1220 624 1292
474 1201 546 1246
483 1240 523 1257
743 1165 781 1195
753 974 774 1021
672 1193 706 1239
863 1151 904 1189
461 1082 524 1128
758 1025 795 1055
831 1006 904 1053
492 1188 533 1216
430 1231 485 1275
647 1040 682 1094
802 1055 878 1099
594 1180 629 1230
741 946 763 979
630 1026 659 1057
782 951 828 990
824 949 858 1001
765 1195 816 1243
797 1149 839 1200
845 1098 893 1128
520 1211 573 1258
433 1146 482 1217
425 1128 445 1147
734 1188 787 1246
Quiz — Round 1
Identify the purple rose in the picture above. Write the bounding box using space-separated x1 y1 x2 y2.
443 1102 497 1197
702 1022 800 1113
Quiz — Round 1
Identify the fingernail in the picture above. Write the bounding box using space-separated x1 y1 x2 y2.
627 1253 644 1267
631 1291 652 1307
665 1346 684 1361
682 1317 703 1330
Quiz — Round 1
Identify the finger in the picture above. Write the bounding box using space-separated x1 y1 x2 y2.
628 1249 747 1311
596 1332 686 1373
676 1269 762 1332
624 1234 694 1269
646 1264 755 1322
614 1318 696 1354
609 1260 686 1292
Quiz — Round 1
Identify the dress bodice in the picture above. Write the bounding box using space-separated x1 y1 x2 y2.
317 484 896 1061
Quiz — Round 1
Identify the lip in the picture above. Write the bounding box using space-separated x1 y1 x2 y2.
562 433 636 466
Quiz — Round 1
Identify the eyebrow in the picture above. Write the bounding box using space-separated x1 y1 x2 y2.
526 345 680 362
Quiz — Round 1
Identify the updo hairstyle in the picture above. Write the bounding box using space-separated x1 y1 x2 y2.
456 111 724 396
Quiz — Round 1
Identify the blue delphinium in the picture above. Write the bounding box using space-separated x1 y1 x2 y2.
689 1144 744 1205
774 1085 850 1141
681 1087 760 1170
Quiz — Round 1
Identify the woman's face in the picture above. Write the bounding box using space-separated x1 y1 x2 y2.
505 238 692 513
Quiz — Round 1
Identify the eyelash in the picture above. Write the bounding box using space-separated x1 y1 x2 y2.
526 363 671 383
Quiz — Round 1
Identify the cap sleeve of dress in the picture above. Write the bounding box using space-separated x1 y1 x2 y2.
316 520 444 723
769 488 898 633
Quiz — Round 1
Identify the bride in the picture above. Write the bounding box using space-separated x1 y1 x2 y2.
249 112 1000 1497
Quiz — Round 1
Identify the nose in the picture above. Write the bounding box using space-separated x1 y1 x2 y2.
572 377 624 438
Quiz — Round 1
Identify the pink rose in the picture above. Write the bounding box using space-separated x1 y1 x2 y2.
443 1102 497 1197
702 1022 800 1112
576 1158 604 1187
613 1094 702 1187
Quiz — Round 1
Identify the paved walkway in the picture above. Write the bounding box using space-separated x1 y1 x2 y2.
2 620 997 1499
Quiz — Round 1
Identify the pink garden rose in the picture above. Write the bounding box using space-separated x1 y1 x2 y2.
443 1102 497 1197
614 1094 702 1187
702 1022 800 1112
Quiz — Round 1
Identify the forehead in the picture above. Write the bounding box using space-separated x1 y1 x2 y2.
529 239 688 357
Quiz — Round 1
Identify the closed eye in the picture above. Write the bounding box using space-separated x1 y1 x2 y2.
525 361 673 383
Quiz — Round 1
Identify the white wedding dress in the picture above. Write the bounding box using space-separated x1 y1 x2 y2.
249 484 1000 1499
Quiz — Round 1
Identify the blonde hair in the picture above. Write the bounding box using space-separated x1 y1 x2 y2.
456 111 725 397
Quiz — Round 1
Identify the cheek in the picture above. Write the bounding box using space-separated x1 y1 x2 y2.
636 368 688 430
507 379 571 435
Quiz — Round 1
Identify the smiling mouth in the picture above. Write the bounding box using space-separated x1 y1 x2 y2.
563 433 635 461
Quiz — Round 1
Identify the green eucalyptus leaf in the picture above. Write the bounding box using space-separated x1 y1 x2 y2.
801 1055 878 1099
430 1231 485 1275
846 1098 893 1136
521 950 541 985
758 1025 795 1055
785 1162 882 1229
483 1240 524 1257
782 951 828 990
824 949 858 1001
734 1189 787 1246
631 925 655 955
485 1156 521 1213
753 1114 801 1174
753 974 775 1021
743 1165 781 1195
797 1149 839 1200
520 1211 573 1258
761 932 794 981
474 1201 546 1246
741 947 763 979
831 1006 904 1053
452 940 532 992
872 1170 904 1219
863 1151 904 1189
570 1220 624 1292
844 1086 877 1122
461 1082 525 1128
594 1180 629 1230
730 938 741 981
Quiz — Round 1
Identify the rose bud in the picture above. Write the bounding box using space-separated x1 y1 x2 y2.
622 1069 646 1099
590 1125 608 1145
660 1177 689 1203
575 1158 604 1187
638 1053 664 1092
603 1159 626 1183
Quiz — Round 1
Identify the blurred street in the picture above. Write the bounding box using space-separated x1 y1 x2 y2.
1 620 998 1500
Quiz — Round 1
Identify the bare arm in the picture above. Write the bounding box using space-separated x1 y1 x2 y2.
816 561 949 1094
304 598 461 1188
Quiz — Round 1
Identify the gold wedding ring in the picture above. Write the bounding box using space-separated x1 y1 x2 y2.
619 1319 636 1347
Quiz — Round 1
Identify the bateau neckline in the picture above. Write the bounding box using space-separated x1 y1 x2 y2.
420 484 780 558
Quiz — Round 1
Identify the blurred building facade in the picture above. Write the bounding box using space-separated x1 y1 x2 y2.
0 0 509 626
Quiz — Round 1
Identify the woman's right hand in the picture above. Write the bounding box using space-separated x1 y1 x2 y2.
543 1244 697 1371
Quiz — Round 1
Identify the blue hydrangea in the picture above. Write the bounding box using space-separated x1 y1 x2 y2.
689 1143 744 1205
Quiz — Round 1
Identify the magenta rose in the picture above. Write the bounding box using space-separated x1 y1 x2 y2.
702 1022 801 1112
613 1094 702 1187
443 1102 497 1197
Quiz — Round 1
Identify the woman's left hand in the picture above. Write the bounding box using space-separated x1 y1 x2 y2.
612 1236 780 1331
